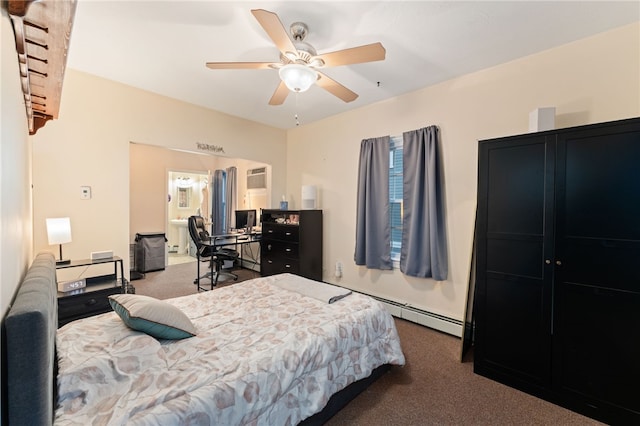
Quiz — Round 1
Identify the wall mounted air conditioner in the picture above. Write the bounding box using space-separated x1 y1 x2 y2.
247 167 267 189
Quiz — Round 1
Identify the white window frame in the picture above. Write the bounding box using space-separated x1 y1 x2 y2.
389 135 403 268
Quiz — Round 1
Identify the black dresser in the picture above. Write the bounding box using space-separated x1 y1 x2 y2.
260 209 323 281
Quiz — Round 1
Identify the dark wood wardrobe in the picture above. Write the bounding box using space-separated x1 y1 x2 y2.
474 117 640 424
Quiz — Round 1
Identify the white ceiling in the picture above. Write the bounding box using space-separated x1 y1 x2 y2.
66 1 639 130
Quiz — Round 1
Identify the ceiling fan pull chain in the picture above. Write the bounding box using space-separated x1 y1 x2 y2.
295 92 300 126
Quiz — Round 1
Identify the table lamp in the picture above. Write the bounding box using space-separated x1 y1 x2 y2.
46 217 72 265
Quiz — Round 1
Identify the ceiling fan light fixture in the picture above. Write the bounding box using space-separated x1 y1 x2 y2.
279 64 317 93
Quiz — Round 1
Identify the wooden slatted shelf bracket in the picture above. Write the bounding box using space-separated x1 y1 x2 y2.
7 0 76 135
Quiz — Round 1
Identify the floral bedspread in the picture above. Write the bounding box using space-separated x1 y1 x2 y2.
55 273 405 425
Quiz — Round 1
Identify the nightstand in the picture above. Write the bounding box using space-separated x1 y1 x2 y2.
56 257 130 327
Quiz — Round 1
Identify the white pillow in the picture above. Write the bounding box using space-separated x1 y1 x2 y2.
109 294 196 340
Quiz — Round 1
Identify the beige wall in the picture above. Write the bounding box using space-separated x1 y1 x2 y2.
32 69 287 277
1 10 33 316
286 22 640 323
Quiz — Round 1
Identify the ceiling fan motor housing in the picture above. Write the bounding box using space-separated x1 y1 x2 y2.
287 22 316 63
290 22 308 41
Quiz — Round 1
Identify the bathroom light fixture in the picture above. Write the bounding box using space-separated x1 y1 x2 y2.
176 176 192 188
46 217 72 264
278 64 317 93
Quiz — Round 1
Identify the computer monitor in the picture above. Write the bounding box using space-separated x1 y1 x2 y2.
235 209 256 231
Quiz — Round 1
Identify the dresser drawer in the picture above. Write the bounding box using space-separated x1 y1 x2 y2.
58 285 121 326
262 224 299 242
262 240 299 258
261 256 300 276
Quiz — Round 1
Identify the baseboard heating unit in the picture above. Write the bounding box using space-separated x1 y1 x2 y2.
322 283 464 337
370 297 463 338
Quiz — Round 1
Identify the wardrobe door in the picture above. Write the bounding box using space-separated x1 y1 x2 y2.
554 121 640 423
475 135 555 391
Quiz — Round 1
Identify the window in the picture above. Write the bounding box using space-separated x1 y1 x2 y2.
219 171 228 231
389 136 403 266
355 127 446 277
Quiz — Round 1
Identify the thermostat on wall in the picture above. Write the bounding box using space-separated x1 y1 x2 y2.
58 278 86 293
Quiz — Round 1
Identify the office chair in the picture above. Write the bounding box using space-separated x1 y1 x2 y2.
187 216 239 291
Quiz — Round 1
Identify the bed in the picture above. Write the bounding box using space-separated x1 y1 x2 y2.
4 253 405 425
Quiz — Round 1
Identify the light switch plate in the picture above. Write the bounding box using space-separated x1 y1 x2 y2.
81 186 91 199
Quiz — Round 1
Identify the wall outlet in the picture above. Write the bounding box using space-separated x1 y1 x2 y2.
335 261 343 278
81 186 91 199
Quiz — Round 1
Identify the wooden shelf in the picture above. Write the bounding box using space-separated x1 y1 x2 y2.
7 0 76 135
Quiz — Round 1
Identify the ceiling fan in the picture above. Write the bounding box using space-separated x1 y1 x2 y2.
205 9 386 106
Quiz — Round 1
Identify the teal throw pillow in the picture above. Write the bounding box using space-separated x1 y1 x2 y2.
109 294 196 340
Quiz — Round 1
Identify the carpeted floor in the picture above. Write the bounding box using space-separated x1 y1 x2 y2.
131 261 261 300
131 263 602 425
326 319 602 425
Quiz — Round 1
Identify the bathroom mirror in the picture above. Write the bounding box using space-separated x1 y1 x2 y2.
177 187 191 208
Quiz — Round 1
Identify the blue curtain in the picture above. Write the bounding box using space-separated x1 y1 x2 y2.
225 166 237 229
211 170 226 235
400 126 448 280
354 136 392 270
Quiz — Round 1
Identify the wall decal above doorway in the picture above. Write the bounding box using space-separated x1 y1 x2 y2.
196 142 225 154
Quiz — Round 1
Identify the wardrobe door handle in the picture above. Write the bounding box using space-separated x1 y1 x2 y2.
545 259 551 264
555 260 562 266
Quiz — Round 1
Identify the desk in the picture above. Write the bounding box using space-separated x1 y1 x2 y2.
210 231 261 270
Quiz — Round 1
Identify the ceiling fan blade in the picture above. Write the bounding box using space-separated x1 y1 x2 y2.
316 72 358 103
251 9 297 56
206 62 274 70
318 42 386 67
269 81 289 105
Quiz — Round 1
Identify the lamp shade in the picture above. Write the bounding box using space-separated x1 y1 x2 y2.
278 64 317 93
46 217 72 245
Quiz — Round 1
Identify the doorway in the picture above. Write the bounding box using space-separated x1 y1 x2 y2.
167 170 209 265
129 142 272 270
